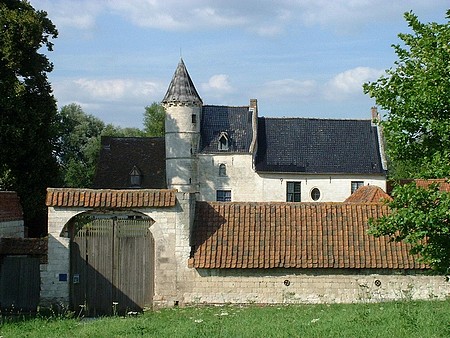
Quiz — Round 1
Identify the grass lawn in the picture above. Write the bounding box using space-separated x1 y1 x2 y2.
1 300 449 337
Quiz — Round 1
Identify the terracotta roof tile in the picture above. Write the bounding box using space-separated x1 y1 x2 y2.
190 202 426 270
46 188 177 208
0 191 23 222
345 185 392 203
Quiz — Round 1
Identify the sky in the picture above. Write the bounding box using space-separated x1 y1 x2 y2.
30 0 449 128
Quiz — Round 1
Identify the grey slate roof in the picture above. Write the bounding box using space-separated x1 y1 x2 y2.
162 59 202 105
200 105 254 153
93 137 166 189
255 117 384 174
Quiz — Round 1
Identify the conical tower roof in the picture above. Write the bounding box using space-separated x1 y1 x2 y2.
162 59 202 105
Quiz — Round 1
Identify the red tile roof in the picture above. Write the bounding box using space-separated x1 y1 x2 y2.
413 179 450 192
190 202 425 270
0 191 23 222
46 188 177 208
345 185 392 203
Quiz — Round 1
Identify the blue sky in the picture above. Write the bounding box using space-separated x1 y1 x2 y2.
31 1 449 128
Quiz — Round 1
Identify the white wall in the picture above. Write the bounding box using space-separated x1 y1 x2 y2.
198 154 386 202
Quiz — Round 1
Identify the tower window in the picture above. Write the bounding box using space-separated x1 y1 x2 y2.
286 182 301 202
129 166 142 187
219 163 227 177
192 114 197 123
218 132 229 151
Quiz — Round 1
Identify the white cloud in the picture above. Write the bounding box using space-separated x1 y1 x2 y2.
201 74 234 99
324 67 384 100
260 79 317 99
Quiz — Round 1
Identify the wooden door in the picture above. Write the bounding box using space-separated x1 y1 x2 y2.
70 218 154 316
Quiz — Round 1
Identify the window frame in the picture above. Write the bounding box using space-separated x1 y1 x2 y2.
218 163 227 177
351 181 364 194
129 166 142 187
310 187 321 201
286 181 301 202
216 189 232 202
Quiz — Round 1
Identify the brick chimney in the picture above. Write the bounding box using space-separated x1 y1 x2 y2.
371 106 379 125
250 99 258 114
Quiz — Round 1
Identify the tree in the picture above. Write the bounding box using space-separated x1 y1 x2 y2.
363 10 450 179
0 0 59 236
143 102 165 137
364 10 450 272
57 104 105 187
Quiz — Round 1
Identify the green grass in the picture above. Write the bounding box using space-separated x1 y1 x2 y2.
1 300 449 337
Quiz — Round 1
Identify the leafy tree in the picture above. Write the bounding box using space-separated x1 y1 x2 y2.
364 10 450 179
143 102 165 137
57 104 105 187
364 10 450 272
0 0 59 236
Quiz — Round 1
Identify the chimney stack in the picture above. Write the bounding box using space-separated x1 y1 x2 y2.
250 99 258 114
371 106 379 125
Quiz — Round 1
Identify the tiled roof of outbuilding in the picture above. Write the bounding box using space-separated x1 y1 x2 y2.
255 118 384 174
162 58 202 105
345 186 392 203
190 202 425 270
46 188 176 208
200 105 254 153
93 137 166 189
0 191 23 222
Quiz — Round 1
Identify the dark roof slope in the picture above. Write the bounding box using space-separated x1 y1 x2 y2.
162 58 202 105
0 191 23 222
93 137 166 189
190 202 425 270
200 105 254 153
255 118 384 174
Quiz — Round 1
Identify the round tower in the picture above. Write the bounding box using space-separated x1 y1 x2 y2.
162 59 202 192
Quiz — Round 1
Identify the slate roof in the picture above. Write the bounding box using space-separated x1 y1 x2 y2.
162 58 202 105
93 137 166 189
344 186 392 203
0 191 23 222
189 202 425 270
46 188 176 208
255 117 384 174
200 105 254 153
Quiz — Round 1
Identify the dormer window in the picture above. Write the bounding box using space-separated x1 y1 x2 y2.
129 166 142 187
218 132 229 151
219 163 227 177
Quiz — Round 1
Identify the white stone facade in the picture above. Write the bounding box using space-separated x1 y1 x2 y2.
198 153 386 202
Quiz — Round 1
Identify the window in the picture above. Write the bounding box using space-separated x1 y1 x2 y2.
310 188 321 201
129 166 142 187
219 163 227 177
351 181 364 194
216 190 231 202
218 132 229 151
191 114 197 123
286 182 301 202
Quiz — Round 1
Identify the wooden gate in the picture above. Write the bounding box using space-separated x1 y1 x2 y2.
70 218 154 316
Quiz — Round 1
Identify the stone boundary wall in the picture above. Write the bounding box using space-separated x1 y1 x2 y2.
0 220 24 238
179 268 450 305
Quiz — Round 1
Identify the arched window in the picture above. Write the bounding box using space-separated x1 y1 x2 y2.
219 164 227 177
218 132 229 151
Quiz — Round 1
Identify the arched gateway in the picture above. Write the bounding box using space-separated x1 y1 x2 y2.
44 188 180 315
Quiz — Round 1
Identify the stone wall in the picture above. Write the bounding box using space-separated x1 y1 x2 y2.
0 220 24 238
176 268 450 305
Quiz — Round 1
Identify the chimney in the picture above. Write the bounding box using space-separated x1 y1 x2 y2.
371 106 379 125
250 99 258 114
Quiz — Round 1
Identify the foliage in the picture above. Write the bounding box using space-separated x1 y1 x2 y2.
0 0 59 236
56 104 105 187
143 102 165 137
364 10 450 272
363 10 450 179
1 301 450 337
369 182 450 272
